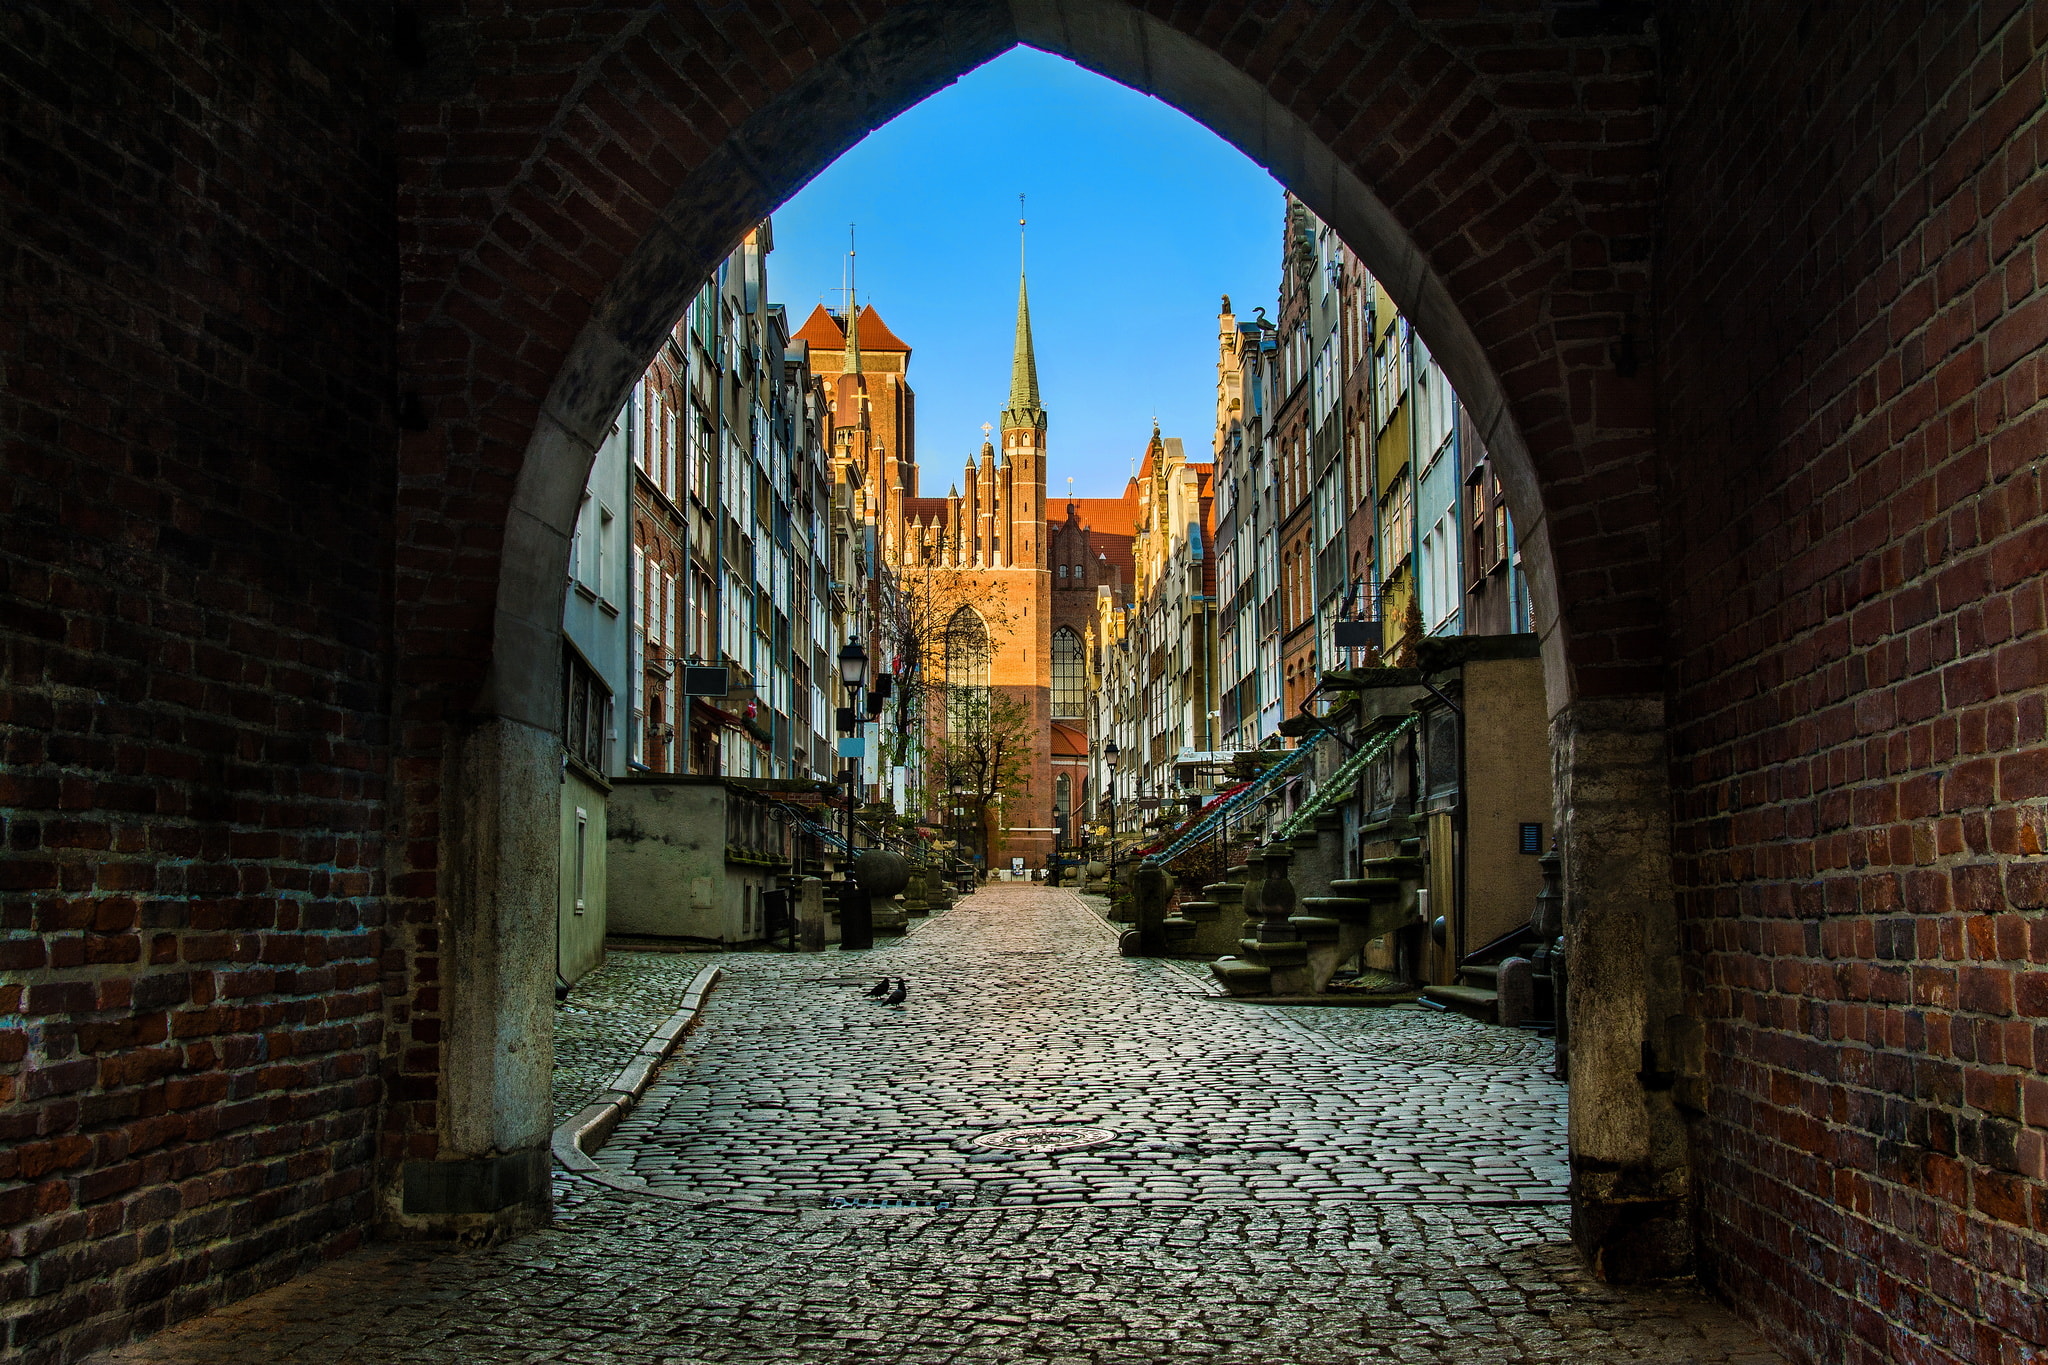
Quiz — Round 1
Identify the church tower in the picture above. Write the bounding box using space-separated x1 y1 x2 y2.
1001 256 1047 569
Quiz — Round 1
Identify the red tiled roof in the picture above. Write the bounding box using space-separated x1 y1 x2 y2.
1049 491 1140 588
852 303 910 352
790 303 911 355
792 304 844 350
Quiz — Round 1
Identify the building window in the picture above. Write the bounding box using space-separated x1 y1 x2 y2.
1380 471 1413 574
563 646 611 773
1052 628 1085 719
943 606 990 731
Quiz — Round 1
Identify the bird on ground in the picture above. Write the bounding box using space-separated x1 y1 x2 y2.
863 977 891 998
883 978 907 1006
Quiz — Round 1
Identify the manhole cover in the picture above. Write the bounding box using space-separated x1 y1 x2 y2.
971 1124 1119 1154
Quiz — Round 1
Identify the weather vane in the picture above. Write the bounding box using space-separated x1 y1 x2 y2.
981 422 992 441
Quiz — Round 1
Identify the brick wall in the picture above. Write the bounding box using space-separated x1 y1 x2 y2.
1659 2 2048 1361
0 4 396 1361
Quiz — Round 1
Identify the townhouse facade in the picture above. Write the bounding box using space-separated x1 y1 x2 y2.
567 220 878 951
1088 192 1548 1007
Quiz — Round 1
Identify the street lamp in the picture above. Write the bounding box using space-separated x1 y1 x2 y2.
837 638 873 950
1104 741 1122 894
837 639 870 691
837 639 870 853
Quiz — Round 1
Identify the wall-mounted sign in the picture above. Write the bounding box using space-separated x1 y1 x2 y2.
681 665 730 697
1332 619 1381 648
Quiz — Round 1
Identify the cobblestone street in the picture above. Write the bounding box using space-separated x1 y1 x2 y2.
97 887 1783 1364
599 886 1568 1208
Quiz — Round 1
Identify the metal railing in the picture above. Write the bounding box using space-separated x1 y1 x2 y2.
1150 730 1332 865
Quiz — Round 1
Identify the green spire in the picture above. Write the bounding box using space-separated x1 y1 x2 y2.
1002 272 1046 431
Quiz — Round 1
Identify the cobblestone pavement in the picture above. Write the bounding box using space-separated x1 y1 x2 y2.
599 886 1568 1208
95 886 1786 1365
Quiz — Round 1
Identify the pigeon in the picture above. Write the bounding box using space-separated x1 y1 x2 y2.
863 977 892 998
883 978 907 1006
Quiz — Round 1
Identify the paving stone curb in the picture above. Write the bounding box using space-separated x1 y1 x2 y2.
548 964 792 1211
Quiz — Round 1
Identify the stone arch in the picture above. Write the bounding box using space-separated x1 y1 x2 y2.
391 0 1673 1272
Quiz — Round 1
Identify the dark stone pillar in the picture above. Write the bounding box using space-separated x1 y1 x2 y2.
1552 697 1693 1282
1130 860 1172 956
838 884 873 952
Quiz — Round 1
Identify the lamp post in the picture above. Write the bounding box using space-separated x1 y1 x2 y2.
837 638 871 950
1104 741 1121 895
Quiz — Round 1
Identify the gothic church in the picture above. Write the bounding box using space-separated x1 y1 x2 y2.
795 266 1135 867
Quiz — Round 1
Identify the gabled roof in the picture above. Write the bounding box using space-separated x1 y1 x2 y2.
792 304 845 351
790 303 911 355
1050 494 1139 588
851 304 910 352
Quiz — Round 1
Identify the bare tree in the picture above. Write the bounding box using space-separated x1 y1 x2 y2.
875 565 1020 797
927 684 1034 870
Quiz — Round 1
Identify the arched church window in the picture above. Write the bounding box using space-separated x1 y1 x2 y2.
943 606 990 731
1052 627 1085 719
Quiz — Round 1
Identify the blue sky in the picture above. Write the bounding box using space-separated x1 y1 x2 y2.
768 47 1282 501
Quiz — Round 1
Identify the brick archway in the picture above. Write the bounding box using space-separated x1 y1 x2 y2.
14 3 2048 1361
387 0 1677 1273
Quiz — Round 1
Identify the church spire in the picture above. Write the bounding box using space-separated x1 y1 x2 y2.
843 225 862 377
1002 203 1046 432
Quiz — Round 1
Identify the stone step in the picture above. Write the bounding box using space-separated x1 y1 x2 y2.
1202 883 1245 902
1361 856 1425 878
1461 964 1499 986
1209 956 1272 996
1296 897 1377 922
1422 983 1498 1024
1286 915 1341 942
1237 937 1308 967
1325 877 1402 901
1177 899 1222 922
1162 916 1198 941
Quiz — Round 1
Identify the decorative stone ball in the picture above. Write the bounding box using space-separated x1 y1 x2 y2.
1086 861 1108 877
852 850 911 896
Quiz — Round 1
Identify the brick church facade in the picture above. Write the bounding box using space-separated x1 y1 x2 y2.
797 269 1137 868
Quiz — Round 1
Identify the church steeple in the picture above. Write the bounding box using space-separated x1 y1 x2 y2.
1002 272 1045 431
1002 204 1046 434
843 230 862 377
997 200 1047 571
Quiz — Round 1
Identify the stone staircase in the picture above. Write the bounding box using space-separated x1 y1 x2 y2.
1423 925 1549 1024
1162 862 1249 958
1297 844 1424 990
1208 840 1429 997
